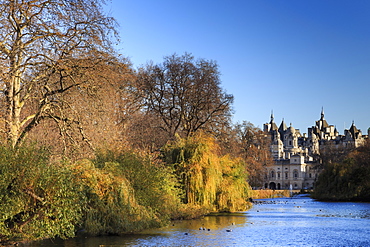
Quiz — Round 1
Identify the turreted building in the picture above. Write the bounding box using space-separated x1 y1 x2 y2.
263 109 368 190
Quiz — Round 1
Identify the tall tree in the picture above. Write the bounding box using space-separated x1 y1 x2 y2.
135 53 233 139
0 0 118 148
234 122 273 188
26 59 135 157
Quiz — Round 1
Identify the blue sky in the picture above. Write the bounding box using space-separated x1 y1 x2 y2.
105 0 370 135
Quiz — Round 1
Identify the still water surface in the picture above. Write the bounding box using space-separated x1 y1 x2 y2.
27 195 370 247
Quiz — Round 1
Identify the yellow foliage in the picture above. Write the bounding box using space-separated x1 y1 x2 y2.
164 132 251 213
70 159 158 235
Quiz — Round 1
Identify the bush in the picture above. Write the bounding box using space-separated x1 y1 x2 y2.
0 145 84 242
313 141 370 201
92 150 182 227
71 159 161 235
0 141 251 243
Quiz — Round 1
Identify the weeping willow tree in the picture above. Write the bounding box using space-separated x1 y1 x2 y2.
163 133 251 212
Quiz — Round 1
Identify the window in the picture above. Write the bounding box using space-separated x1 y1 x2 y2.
293 170 298 178
271 170 275 178
285 172 288 179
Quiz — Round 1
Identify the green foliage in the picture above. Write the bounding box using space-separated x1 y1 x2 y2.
0 146 182 243
91 150 182 228
0 145 84 242
162 133 251 213
71 159 160 235
313 141 370 201
216 155 250 212
0 138 252 244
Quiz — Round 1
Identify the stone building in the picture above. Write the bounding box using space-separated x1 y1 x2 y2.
263 109 368 190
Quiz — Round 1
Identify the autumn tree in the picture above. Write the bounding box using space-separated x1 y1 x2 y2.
25 58 135 157
162 133 250 212
234 121 273 188
0 0 119 148
123 111 170 152
134 53 233 140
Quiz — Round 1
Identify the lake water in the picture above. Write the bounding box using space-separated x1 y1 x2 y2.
25 195 370 247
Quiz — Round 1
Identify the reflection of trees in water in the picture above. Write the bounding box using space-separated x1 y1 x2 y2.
175 214 248 231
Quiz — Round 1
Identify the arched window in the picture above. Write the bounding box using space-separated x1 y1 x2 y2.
270 170 275 178
293 170 299 178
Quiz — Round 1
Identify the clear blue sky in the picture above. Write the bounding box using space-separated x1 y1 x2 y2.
105 0 370 135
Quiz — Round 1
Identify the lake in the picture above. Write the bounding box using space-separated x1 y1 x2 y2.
25 195 370 246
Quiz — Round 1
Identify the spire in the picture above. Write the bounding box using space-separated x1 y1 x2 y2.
268 110 278 131
321 107 325 120
270 110 274 123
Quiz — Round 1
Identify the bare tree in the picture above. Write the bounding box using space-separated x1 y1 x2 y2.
123 111 169 152
135 53 233 139
0 0 118 148
26 58 135 158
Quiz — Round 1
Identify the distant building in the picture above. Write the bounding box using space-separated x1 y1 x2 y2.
262 109 368 190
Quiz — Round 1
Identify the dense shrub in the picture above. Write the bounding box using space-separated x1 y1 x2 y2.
0 145 84 242
92 150 182 226
71 159 160 235
313 140 370 201
0 146 180 243
0 137 253 244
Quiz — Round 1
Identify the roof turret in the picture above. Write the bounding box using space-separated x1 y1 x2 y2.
279 118 287 132
349 121 360 138
286 123 295 133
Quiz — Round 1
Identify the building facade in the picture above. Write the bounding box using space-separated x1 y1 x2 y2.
263 109 368 190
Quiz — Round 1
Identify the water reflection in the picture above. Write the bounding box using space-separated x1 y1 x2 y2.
24 196 370 247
